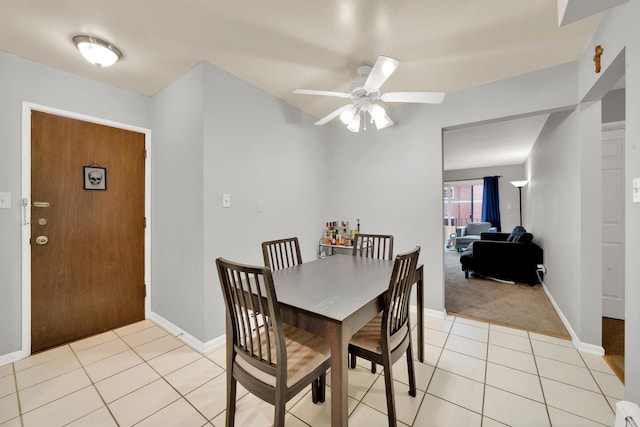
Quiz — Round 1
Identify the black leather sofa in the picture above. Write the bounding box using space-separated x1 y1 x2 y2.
459 229 543 285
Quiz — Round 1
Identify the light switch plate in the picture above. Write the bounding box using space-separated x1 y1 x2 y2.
633 178 640 204
222 193 231 208
0 192 10 209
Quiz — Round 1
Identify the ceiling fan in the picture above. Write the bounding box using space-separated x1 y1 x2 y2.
293 56 445 132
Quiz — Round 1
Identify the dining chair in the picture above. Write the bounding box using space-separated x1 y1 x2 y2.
352 233 394 260
216 257 330 427
352 233 394 373
262 237 303 271
348 246 420 427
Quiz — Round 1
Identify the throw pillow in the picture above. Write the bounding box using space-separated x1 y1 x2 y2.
517 232 533 243
507 226 527 242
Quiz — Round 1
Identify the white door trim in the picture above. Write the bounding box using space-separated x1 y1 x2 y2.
20 102 152 359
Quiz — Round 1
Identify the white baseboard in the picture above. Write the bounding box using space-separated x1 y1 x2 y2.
410 304 447 320
149 312 225 355
541 283 605 355
0 350 28 367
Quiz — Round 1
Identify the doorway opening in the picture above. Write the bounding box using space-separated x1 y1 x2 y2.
601 118 626 380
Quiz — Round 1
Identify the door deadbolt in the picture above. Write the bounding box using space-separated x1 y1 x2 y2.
37 217 47 226
35 236 49 245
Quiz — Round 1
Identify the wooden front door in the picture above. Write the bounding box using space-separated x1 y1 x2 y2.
31 111 146 353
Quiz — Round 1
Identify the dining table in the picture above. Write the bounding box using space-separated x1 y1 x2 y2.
271 254 424 427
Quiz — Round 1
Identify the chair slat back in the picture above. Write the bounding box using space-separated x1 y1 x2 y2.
384 247 420 338
262 237 303 271
216 258 285 373
352 234 394 260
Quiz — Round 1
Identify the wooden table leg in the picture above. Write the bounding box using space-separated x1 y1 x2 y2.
328 322 349 427
416 265 424 362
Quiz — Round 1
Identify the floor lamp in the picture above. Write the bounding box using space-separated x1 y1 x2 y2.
510 180 528 226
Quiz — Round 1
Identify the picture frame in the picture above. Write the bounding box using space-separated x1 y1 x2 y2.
83 165 107 190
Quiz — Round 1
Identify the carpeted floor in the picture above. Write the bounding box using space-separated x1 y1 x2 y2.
444 250 570 338
602 317 625 379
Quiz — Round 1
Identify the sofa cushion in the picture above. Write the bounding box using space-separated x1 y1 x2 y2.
464 222 492 236
507 226 527 242
516 232 533 243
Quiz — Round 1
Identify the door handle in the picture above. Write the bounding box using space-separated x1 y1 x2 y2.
33 202 50 208
35 236 49 245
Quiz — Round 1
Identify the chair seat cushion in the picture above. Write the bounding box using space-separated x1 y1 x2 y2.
236 324 330 388
349 313 409 354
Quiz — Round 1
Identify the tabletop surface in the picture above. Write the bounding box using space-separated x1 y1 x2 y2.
271 255 393 322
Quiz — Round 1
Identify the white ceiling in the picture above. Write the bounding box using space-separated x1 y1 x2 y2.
0 1 608 170
443 115 550 171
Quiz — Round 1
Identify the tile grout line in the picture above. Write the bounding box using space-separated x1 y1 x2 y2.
402 322 439 427
106 324 231 424
68 341 120 426
578 350 619 414
11 361 25 427
116 326 219 424
478 324 493 425
528 330 553 427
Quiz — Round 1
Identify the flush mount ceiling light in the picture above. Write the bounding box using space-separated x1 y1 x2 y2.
72 35 122 67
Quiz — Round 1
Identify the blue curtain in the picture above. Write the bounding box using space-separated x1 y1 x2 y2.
481 176 501 231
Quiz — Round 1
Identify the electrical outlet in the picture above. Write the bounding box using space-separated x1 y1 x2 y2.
536 264 546 274
633 177 640 204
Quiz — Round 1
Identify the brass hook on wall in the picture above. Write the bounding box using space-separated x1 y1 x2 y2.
594 45 603 73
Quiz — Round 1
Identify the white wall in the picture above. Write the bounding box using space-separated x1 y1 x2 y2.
525 109 583 335
443 164 525 233
150 62 329 343
150 63 207 341
202 63 329 341
0 51 150 358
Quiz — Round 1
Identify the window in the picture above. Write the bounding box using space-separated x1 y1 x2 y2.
443 180 484 242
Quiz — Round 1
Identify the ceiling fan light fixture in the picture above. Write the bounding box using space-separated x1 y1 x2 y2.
347 113 361 132
369 104 386 120
73 35 122 67
340 107 356 124
373 113 393 130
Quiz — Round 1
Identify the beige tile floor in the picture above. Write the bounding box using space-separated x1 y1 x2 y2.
0 315 622 426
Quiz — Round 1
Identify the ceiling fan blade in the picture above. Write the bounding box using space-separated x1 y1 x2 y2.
314 104 353 125
380 91 445 104
364 56 400 92
293 89 351 98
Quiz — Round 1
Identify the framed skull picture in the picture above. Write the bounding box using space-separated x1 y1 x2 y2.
83 165 107 190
